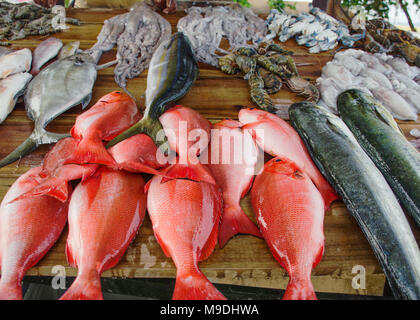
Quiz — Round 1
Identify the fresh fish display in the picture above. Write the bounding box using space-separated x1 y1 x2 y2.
317 49 420 119
60 167 147 300
0 167 70 300
266 6 364 53
0 48 32 79
30 37 63 75
201 119 262 248
65 91 140 167
58 40 80 60
0 72 32 124
338 89 420 227
0 2 80 41
0 52 98 168
87 3 171 92
239 108 338 209
177 5 266 67
289 102 420 300
159 105 215 185
106 32 198 149
146 163 226 300
251 157 325 300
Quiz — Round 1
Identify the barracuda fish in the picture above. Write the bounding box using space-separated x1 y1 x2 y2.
106 32 198 149
0 53 98 168
289 101 420 300
338 89 420 227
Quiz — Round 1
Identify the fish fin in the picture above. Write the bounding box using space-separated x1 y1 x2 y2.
9 177 70 203
59 274 103 300
162 161 216 185
65 138 117 167
318 185 338 210
172 267 226 300
154 232 171 258
81 93 92 110
282 277 317 300
117 161 166 176
65 242 76 268
199 217 219 261
218 205 262 248
0 281 22 300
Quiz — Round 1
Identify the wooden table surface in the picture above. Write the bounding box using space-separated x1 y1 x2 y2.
1 8 419 297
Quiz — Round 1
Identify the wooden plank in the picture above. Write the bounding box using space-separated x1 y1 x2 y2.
0 8 419 298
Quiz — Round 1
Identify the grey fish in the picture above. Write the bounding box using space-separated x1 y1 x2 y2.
106 32 198 149
0 53 98 168
338 89 420 227
289 101 420 300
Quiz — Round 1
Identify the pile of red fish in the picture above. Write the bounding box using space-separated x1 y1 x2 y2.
0 91 338 300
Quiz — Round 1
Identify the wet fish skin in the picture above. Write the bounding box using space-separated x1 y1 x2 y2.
0 52 97 168
0 48 32 79
58 40 80 60
0 167 70 300
289 101 420 300
106 32 199 149
30 37 63 75
338 89 420 227
0 72 32 123
60 167 147 300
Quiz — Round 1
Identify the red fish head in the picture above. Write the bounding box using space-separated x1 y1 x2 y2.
264 157 306 180
97 91 134 104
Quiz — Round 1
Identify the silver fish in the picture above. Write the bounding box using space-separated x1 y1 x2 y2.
0 48 32 79
0 72 32 124
0 53 98 168
30 37 63 75
58 41 80 60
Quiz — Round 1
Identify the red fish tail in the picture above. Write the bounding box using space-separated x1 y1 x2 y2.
172 267 226 300
283 276 317 300
320 186 339 210
218 204 262 248
65 137 116 167
163 161 216 185
59 273 103 300
0 280 22 300
9 178 70 204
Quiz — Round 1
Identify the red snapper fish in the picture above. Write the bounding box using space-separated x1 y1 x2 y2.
0 167 70 300
239 108 338 208
202 119 262 248
60 167 147 300
146 164 226 300
65 91 141 167
251 157 325 300
159 105 215 185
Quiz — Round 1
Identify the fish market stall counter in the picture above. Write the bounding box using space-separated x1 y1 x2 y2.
0 8 419 298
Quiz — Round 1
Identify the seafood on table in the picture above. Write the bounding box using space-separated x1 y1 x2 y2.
60 167 147 300
30 37 63 75
201 119 262 248
338 89 420 228
58 40 80 60
87 2 171 93
218 44 319 113
251 157 325 300
289 102 420 299
0 72 32 124
0 48 32 79
0 2 80 42
316 49 420 121
239 108 338 209
0 52 98 168
177 5 266 67
146 163 226 300
106 32 198 150
0 167 70 300
265 6 364 53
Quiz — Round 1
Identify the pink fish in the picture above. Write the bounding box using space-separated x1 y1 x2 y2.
30 37 63 75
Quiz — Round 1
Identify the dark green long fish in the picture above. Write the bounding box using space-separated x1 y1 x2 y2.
289 101 420 300
106 32 198 149
338 89 420 228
